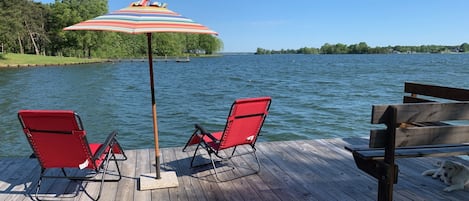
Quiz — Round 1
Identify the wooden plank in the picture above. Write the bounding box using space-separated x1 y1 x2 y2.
370 125 469 148
1 158 40 201
18 161 42 201
134 149 151 201
353 144 469 159
224 147 270 201
403 96 434 103
203 149 247 201
231 146 282 201
297 139 377 200
252 143 316 201
223 147 269 201
174 147 208 201
293 140 361 200
0 158 27 192
183 147 228 201
254 141 323 201
371 101 469 124
93 157 121 200
258 141 334 200
404 82 469 101
163 147 188 201
115 149 137 201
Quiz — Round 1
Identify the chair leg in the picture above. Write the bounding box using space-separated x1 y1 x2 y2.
113 141 127 161
87 148 122 201
209 149 261 182
209 153 222 182
252 151 261 173
94 149 114 201
190 143 202 168
228 147 237 159
34 169 45 201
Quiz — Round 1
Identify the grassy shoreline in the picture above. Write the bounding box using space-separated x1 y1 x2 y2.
0 53 224 67
0 53 107 67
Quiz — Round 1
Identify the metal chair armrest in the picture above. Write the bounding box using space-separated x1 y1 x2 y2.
93 130 118 160
195 124 219 143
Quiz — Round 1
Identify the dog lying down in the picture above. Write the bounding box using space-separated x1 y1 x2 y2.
422 160 469 192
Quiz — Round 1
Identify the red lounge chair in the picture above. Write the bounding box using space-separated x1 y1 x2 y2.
18 110 127 201
182 97 271 181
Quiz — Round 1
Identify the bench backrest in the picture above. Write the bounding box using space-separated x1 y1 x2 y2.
369 101 469 148
403 82 469 103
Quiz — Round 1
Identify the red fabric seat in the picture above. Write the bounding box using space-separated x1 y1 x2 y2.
18 110 127 200
182 97 271 181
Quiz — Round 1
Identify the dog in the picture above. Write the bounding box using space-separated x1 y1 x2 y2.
422 160 469 192
422 161 451 184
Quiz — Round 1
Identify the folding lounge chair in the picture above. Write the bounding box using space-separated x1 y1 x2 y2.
182 96 271 181
18 110 127 201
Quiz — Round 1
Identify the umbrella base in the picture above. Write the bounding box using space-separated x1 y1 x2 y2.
139 171 179 190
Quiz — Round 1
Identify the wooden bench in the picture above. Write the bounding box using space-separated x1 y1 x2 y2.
345 82 469 201
403 81 469 103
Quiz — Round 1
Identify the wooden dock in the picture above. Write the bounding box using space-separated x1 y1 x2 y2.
113 56 190 63
0 138 467 201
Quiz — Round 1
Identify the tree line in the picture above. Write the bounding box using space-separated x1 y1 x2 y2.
0 0 222 58
256 42 469 55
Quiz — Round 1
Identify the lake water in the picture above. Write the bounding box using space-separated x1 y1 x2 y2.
1 54 469 157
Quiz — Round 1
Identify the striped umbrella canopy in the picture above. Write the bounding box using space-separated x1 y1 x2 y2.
63 1 217 35
64 0 217 186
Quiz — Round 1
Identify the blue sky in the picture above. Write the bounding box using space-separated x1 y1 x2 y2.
37 0 469 52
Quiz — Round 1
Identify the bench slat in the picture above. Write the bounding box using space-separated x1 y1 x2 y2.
369 125 469 148
405 82 469 101
402 96 434 103
371 101 469 124
347 144 469 160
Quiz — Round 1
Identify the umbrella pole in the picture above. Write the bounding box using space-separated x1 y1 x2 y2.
139 33 178 190
147 33 161 179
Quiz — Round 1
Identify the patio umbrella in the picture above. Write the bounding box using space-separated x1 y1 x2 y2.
64 0 217 190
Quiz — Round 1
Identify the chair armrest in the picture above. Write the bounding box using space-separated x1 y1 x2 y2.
195 124 219 143
93 130 118 160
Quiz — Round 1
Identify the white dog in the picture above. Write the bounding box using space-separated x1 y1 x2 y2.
422 160 469 192
422 161 451 185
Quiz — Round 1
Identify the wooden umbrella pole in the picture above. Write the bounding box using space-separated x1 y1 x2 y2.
147 33 161 179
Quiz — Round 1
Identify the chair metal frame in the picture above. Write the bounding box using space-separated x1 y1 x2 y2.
182 97 271 181
18 110 127 201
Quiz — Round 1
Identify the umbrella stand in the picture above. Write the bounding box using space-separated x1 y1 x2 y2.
139 33 179 190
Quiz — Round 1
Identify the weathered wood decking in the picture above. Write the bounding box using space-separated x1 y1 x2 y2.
0 138 467 201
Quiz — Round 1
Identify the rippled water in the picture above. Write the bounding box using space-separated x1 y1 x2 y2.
1 54 469 157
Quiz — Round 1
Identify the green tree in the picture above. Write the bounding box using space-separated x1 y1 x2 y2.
184 34 200 54
349 42 369 54
334 43 348 54
256 48 268 54
0 0 49 54
460 43 469 52
0 0 21 53
320 43 333 54
198 34 222 55
154 33 184 56
1 0 223 57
